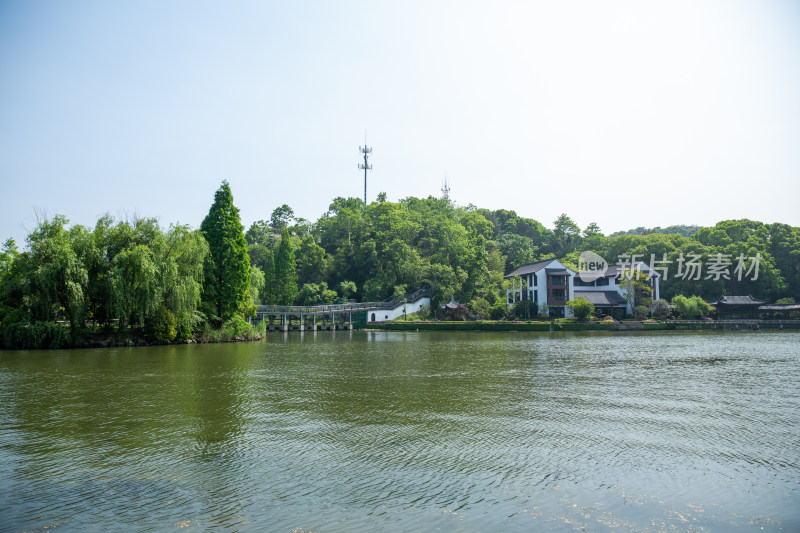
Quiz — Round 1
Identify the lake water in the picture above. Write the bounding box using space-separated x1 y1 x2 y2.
1 330 799 532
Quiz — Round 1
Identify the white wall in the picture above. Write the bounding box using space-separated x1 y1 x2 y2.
368 297 431 322
507 259 575 318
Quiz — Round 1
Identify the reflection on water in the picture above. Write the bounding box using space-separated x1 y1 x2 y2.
1 331 799 531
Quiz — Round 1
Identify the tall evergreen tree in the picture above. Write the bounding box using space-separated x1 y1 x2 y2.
260 247 276 304
274 228 298 305
200 181 251 322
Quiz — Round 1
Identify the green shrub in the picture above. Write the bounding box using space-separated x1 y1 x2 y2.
4 321 72 349
468 298 490 320
652 299 670 318
489 301 507 320
225 315 251 337
567 297 594 321
671 295 713 319
146 305 177 344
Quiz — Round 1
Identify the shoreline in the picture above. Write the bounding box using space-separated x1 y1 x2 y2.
371 319 800 332
5 320 800 350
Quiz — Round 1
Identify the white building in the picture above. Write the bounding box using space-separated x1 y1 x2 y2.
504 259 576 318
505 259 660 318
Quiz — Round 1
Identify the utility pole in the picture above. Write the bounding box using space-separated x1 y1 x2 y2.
358 134 372 205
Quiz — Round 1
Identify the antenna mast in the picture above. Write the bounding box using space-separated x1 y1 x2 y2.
441 172 450 200
358 132 372 205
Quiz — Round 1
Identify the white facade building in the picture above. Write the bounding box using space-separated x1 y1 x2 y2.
504 259 576 318
505 259 661 318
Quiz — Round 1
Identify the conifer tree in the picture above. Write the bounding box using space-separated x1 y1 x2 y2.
261 247 276 304
274 228 298 305
200 181 250 322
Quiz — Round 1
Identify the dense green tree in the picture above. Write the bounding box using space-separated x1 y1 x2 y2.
497 233 536 272
551 213 582 257
245 219 275 247
247 266 265 314
274 228 298 305
339 281 357 301
671 295 713 319
652 298 670 318
299 281 337 305
567 297 595 321
619 269 654 310
4 191 800 348
159 224 209 338
109 244 158 332
296 235 328 284
200 181 251 322
583 222 602 237
270 204 295 233
0 239 18 278
25 215 88 334
610 225 701 238
258 247 277 304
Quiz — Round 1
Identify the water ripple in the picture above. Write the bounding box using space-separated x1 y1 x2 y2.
0 331 799 531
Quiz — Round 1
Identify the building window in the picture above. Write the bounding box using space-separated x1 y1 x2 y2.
597 277 609 286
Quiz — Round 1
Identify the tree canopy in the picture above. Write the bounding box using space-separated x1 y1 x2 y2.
200 181 251 322
2 187 799 349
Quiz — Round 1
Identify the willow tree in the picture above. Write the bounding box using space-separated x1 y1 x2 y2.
26 215 88 334
156 224 209 339
200 181 251 322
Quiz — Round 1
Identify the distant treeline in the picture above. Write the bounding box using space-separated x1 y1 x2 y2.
608 225 701 238
1 183 798 348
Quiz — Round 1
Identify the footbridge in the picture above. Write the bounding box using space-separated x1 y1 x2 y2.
255 286 431 331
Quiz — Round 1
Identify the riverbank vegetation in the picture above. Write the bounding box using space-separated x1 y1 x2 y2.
1 183 799 348
0 181 263 349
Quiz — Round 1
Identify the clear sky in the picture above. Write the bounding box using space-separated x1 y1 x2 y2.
1 0 799 245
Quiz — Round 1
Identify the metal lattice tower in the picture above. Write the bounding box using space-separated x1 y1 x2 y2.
358 135 372 205
441 174 450 200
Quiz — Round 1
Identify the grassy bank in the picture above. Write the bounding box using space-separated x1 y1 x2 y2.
2 317 267 350
374 321 615 332
375 320 800 332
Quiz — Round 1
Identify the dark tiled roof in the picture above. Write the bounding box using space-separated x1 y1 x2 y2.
575 291 627 306
604 262 656 278
440 297 461 309
545 269 569 275
505 259 557 278
713 295 767 306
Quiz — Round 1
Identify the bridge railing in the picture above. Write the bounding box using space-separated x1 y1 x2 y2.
256 286 431 315
257 302 386 314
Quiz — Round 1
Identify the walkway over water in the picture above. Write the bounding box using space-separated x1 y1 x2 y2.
255 286 430 330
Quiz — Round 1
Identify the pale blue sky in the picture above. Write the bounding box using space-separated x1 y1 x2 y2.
1 1 799 245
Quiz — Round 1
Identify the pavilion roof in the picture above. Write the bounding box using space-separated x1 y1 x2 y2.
576 291 627 306
710 295 767 306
